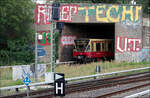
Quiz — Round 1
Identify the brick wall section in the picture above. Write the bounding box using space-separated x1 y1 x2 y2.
36 24 51 63
142 26 150 49
115 21 143 62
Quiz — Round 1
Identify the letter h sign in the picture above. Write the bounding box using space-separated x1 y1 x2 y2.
54 73 65 96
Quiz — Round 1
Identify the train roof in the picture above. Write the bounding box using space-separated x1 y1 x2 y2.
74 38 113 41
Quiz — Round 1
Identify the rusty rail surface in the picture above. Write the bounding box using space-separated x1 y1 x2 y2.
1 71 150 98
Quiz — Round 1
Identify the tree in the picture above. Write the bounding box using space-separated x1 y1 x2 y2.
0 0 35 40
0 0 35 66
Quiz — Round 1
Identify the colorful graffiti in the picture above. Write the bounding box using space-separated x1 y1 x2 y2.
59 4 79 22
116 36 142 53
37 31 51 46
35 4 52 24
140 49 150 62
79 5 141 22
35 4 142 24
37 45 46 57
61 35 76 46
12 64 46 80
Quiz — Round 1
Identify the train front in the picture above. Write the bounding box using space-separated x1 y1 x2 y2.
73 39 90 63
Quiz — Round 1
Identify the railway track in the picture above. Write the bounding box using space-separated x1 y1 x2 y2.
95 83 149 98
1 71 150 98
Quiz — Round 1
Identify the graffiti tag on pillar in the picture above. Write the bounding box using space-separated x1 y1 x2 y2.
37 31 51 46
140 49 150 61
37 45 46 57
59 4 79 22
61 36 76 46
116 36 141 53
35 4 52 25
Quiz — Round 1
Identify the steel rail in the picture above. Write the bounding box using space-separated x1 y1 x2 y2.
66 74 150 94
0 67 150 91
95 83 150 98
124 89 150 98
1 72 150 98
25 72 150 98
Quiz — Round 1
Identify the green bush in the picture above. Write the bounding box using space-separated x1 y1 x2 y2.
0 38 34 66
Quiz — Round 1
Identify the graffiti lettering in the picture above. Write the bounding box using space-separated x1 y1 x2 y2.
107 5 120 22
92 5 141 23
96 5 108 22
116 36 141 53
35 4 52 24
60 4 78 22
121 6 134 21
35 4 141 24
38 31 51 46
61 36 76 46
135 6 142 22
78 6 95 22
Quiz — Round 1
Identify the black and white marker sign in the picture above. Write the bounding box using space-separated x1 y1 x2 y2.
54 73 65 96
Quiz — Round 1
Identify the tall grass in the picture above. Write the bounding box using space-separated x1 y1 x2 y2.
0 61 149 87
54 61 150 78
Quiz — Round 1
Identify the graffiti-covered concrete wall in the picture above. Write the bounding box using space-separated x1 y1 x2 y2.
141 26 150 62
35 4 142 23
115 22 142 62
34 3 149 62
34 24 51 63
12 64 46 80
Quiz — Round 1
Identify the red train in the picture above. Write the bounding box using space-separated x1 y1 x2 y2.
73 39 114 63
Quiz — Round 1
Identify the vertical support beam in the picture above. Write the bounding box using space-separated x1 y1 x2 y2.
34 33 38 83
26 86 30 98
148 7 150 27
51 21 55 74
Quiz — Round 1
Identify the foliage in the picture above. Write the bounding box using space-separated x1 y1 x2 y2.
54 31 60 60
0 38 35 66
0 0 35 39
0 0 35 66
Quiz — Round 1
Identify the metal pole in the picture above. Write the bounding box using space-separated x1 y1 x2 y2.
50 21 55 73
148 7 150 27
34 33 38 83
26 86 30 98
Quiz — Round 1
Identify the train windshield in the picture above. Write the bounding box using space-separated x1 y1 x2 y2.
74 39 89 52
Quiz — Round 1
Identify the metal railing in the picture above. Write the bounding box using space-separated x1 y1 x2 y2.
0 67 150 91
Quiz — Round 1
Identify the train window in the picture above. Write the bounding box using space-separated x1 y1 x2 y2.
108 43 113 52
91 43 94 52
102 42 105 52
96 43 100 52
105 41 108 51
